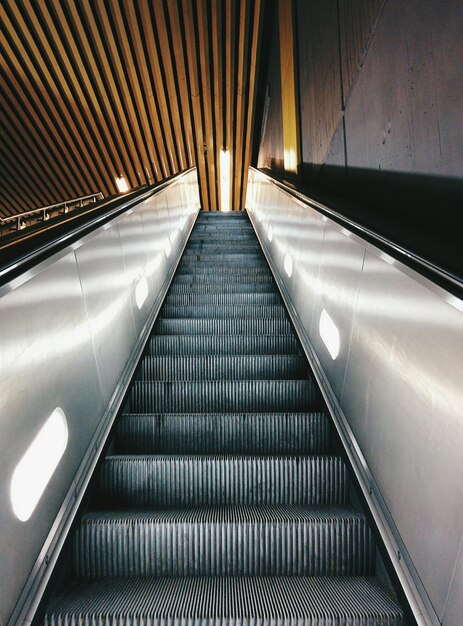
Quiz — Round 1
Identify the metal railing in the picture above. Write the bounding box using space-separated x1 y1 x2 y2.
0 192 104 234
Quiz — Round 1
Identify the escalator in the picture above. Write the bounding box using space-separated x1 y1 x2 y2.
41 211 403 625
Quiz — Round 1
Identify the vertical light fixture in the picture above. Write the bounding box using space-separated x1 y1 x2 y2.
115 176 129 193
220 149 231 212
279 0 300 174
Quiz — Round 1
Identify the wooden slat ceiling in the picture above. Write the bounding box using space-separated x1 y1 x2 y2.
0 0 265 218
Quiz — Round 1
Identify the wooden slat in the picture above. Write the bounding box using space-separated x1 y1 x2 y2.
0 0 268 216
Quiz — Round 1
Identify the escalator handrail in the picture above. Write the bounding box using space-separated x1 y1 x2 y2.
0 168 195 289
251 167 463 299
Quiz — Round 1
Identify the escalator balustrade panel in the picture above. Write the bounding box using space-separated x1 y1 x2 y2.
43 212 403 626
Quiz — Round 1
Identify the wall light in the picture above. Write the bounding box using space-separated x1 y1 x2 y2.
165 238 172 257
220 149 230 212
267 225 273 242
135 274 149 309
10 408 68 522
319 309 340 360
115 176 129 193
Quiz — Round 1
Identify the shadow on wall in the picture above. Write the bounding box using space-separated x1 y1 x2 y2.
301 165 463 279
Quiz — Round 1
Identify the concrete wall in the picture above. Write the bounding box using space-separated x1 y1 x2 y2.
257 0 463 276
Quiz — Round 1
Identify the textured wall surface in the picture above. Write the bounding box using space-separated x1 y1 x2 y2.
257 0 463 275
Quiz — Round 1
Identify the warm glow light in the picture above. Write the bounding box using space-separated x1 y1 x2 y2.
10 408 68 522
284 252 293 277
267 225 273 242
135 274 149 309
115 176 129 193
220 149 230 212
165 238 172 257
319 309 340 360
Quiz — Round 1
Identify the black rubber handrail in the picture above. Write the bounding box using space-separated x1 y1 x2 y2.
252 167 463 299
0 168 195 289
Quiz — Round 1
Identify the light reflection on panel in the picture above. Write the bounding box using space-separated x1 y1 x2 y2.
247 167 463 624
0 169 199 625
75 225 136 405
0 252 105 624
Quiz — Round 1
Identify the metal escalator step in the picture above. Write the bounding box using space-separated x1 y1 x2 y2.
154 318 293 335
169 282 276 294
176 265 271 275
73 506 374 578
125 379 319 412
165 293 280 306
147 334 300 356
182 253 263 261
44 576 403 626
97 455 346 507
136 355 307 381
173 273 274 284
159 305 287 319
115 412 329 454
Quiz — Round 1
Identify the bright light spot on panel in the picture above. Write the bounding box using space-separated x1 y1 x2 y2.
115 177 129 193
284 252 293 277
267 225 273 242
165 238 172 257
10 408 68 522
135 274 149 309
319 309 340 360
220 149 230 212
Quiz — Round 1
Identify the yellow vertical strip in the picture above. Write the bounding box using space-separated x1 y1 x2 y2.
278 0 300 175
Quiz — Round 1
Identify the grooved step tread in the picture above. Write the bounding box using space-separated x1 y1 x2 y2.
137 355 308 381
154 318 294 336
159 304 287 319
165 293 280 305
97 455 347 507
169 282 277 293
147 335 300 356
125 379 320 412
44 576 403 626
74 506 374 578
116 412 329 454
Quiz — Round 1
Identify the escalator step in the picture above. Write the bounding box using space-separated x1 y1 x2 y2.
154 318 293 335
44 576 403 626
169 282 276 293
165 293 280 305
159 305 287 319
73 506 374 578
115 412 329 454
97 455 347 507
147 334 301 355
173 272 274 284
176 265 271 275
125 379 320 412
136 355 308 381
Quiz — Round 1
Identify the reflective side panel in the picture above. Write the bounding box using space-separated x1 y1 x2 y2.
0 252 104 623
75 224 136 405
247 168 463 625
0 169 200 626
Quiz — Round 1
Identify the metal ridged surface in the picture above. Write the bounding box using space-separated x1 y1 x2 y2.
173 273 275 284
125 380 320 413
44 576 403 626
154 318 293 335
137 355 307 381
97 456 347 507
176 264 270 274
73 506 374 577
159 305 287 319
169 282 276 294
165 293 280 305
148 335 300 356
115 412 329 454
